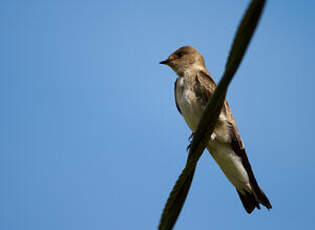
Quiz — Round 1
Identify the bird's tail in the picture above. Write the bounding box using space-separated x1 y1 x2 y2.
237 187 272 214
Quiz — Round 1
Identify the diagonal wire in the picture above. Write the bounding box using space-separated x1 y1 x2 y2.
158 1 267 230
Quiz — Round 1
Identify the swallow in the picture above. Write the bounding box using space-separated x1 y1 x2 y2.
160 46 272 213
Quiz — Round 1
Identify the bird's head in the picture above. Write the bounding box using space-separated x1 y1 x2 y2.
160 46 206 76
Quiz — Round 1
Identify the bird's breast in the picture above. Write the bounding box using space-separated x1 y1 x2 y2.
175 77 203 131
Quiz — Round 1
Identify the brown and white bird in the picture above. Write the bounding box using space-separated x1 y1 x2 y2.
160 46 272 213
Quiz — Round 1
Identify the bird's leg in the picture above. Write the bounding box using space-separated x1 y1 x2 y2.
186 132 196 152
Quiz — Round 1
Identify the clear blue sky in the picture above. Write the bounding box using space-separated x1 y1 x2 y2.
1 1 315 229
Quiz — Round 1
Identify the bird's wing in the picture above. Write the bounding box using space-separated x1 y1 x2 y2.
195 71 249 166
225 102 272 210
194 70 272 210
194 70 216 107
174 78 182 114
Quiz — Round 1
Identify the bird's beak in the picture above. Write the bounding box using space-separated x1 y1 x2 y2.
159 59 170 65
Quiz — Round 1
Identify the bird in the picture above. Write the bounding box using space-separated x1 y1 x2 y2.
160 46 272 213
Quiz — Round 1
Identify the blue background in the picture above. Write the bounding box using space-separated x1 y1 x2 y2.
1 1 315 229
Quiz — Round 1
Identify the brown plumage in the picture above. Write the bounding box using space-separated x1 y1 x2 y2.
161 46 272 213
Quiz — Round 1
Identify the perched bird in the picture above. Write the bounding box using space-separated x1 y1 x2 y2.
160 46 272 213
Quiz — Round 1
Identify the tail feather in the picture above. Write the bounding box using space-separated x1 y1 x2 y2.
237 187 272 214
228 122 272 213
237 190 259 213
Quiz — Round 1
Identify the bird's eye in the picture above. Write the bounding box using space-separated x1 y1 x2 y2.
177 52 184 58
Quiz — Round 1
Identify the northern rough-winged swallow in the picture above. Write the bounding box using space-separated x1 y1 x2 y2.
160 46 272 213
